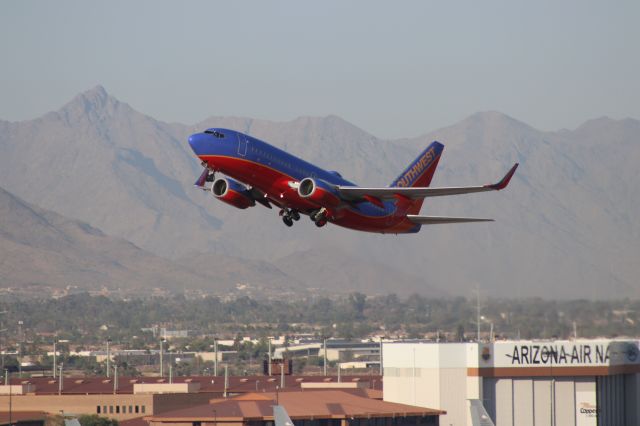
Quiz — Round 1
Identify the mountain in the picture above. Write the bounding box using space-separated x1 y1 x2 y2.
0 87 225 259
0 87 638 298
0 185 315 297
0 184 208 293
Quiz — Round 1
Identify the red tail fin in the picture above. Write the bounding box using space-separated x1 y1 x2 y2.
390 142 443 214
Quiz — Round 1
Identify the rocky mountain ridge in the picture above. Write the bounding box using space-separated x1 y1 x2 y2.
0 86 637 298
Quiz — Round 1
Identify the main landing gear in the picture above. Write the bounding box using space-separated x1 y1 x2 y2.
280 208 300 227
310 209 328 228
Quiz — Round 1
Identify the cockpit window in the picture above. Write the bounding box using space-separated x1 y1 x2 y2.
204 130 225 138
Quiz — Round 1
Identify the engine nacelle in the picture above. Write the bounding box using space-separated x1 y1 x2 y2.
297 178 341 208
211 177 255 209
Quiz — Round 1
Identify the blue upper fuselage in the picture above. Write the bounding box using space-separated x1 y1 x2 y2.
188 128 358 187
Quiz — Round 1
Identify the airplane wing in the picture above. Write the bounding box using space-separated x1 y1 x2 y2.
407 215 493 224
337 163 518 201
274 405 295 426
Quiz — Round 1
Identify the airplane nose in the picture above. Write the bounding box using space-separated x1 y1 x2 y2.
188 133 203 154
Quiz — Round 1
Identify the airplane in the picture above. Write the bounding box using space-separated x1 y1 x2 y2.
188 128 518 233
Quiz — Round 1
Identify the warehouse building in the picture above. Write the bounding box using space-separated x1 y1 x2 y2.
0 375 381 422
145 390 444 426
383 339 640 426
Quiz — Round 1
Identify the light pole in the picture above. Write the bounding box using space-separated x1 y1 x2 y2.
323 338 328 376
160 339 165 377
52 339 57 378
214 338 218 376
6 368 12 426
106 338 112 378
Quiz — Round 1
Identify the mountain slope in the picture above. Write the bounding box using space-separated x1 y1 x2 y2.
0 87 638 298
0 185 311 296
0 185 213 292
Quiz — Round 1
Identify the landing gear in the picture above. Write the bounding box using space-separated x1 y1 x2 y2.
280 208 300 227
310 208 328 227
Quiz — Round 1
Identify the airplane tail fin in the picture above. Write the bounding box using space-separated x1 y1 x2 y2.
390 141 443 188
390 141 444 214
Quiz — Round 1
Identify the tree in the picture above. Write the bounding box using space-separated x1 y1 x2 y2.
349 292 367 320
78 415 118 426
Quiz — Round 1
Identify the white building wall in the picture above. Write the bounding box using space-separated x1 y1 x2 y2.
554 379 576 426
384 341 638 426
384 343 474 426
494 378 513 426
533 379 552 426
513 379 534 426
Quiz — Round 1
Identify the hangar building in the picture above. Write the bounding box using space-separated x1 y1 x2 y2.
383 339 640 426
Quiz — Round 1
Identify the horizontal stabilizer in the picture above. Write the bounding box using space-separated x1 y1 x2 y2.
407 215 494 225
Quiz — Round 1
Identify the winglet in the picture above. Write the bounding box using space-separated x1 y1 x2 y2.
487 163 518 190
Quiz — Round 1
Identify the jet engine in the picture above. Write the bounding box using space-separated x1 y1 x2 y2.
297 177 341 208
211 177 256 209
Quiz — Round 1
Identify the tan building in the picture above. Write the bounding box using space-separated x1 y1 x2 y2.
0 391 213 421
0 375 382 422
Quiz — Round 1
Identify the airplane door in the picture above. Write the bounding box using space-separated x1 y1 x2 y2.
237 134 249 156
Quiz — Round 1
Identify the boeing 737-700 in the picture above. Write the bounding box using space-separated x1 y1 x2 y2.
188 128 518 233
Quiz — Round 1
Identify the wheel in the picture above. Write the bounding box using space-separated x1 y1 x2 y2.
309 210 320 221
291 210 300 221
315 219 327 227
283 216 294 227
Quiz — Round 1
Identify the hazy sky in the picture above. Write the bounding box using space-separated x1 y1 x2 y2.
1 1 638 138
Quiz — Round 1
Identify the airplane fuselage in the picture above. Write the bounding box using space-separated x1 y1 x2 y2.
189 128 421 233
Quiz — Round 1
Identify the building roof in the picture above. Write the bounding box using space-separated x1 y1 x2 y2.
119 416 149 426
146 390 444 422
0 411 47 425
8 375 381 395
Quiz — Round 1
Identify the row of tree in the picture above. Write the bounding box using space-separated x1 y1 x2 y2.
1 293 639 349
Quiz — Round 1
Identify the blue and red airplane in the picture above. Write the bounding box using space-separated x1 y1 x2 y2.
188 128 518 233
